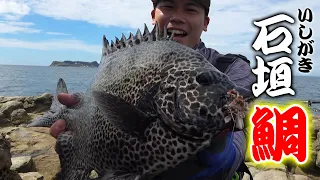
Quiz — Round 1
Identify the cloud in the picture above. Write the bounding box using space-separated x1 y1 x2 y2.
46 32 70 36
0 0 318 75
200 0 320 70
21 0 318 53
0 0 30 20
0 20 41 33
0 38 101 54
24 0 153 29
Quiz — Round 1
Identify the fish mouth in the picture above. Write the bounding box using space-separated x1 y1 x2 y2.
166 27 188 38
220 89 250 130
158 88 249 140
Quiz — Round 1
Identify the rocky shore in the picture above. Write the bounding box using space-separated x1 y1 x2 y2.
1 94 320 180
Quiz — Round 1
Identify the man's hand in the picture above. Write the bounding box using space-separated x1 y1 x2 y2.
49 93 80 138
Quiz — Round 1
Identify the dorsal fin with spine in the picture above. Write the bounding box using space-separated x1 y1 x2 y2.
102 22 175 56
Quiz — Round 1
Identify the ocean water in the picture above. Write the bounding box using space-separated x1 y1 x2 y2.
0 65 320 114
0 65 97 96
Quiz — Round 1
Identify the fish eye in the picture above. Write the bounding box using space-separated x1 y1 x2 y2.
196 72 214 85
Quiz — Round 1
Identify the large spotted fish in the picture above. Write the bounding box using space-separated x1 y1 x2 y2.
27 23 252 180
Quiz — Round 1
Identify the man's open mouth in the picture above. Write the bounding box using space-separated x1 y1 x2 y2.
167 29 188 38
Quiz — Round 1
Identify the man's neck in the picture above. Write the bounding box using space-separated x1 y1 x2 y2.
193 39 205 50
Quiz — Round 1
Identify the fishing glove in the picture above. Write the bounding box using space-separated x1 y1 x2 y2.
189 132 236 180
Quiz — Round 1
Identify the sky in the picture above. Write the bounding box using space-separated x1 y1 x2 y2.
0 0 319 76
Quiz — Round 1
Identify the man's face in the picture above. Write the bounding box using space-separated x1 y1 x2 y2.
151 0 210 48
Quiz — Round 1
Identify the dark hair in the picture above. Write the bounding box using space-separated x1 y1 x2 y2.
203 7 209 17
153 1 209 17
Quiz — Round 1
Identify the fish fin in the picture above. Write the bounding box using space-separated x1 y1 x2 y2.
135 83 160 117
49 78 69 112
99 171 141 180
26 111 58 127
92 91 155 137
56 78 68 94
27 78 68 127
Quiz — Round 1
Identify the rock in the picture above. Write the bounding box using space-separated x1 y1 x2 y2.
0 127 60 179
0 96 26 104
0 133 12 169
0 172 22 180
298 150 320 176
0 112 10 125
0 96 320 180
18 172 43 180
23 93 52 113
243 166 260 180
11 109 31 125
253 170 287 180
0 133 22 180
293 174 313 180
312 118 320 132
0 101 23 117
246 162 286 172
294 166 310 176
315 133 320 152
10 156 35 173
316 151 320 168
0 94 53 126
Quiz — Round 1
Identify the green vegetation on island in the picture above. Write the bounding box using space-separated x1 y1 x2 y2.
50 61 99 67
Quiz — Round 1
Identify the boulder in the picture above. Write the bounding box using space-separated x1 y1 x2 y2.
293 174 313 180
0 112 4 120
0 133 22 180
246 162 287 172
23 93 52 113
0 93 53 126
10 156 36 173
316 151 320 168
0 96 26 104
18 172 43 180
0 101 23 117
0 127 60 179
242 166 260 180
11 109 31 125
0 112 10 125
0 133 12 169
253 170 287 180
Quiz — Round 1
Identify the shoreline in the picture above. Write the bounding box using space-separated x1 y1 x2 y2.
1 94 320 180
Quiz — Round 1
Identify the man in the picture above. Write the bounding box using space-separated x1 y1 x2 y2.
50 0 256 179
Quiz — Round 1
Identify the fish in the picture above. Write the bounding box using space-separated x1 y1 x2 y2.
27 23 252 180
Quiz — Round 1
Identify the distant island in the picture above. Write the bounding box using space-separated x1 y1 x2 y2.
50 61 99 67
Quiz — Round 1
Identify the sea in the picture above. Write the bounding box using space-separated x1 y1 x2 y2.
1 64 320 115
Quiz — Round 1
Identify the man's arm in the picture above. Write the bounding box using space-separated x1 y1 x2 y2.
225 57 256 137
222 57 256 179
225 57 256 91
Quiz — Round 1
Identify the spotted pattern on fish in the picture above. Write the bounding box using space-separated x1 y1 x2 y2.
27 23 251 180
